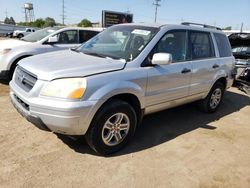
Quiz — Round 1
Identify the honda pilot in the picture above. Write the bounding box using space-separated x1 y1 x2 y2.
10 23 234 155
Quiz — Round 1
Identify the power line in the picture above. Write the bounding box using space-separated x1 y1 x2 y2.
153 0 161 23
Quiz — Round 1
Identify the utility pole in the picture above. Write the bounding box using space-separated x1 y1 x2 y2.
4 9 8 18
62 0 65 25
153 0 161 23
240 23 243 33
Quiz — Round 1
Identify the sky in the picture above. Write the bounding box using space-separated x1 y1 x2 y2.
0 0 249 30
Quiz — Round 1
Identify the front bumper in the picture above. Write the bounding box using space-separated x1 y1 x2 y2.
10 94 50 131
10 81 99 135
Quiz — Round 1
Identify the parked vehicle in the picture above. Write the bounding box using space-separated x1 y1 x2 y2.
0 27 103 79
4 32 13 38
10 23 235 155
228 33 250 93
13 28 36 38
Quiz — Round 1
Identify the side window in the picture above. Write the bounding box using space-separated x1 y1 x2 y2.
26 29 31 32
214 33 232 57
79 30 99 43
154 30 187 62
56 30 78 44
190 32 215 60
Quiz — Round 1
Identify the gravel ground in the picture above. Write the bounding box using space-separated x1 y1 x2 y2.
0 83 250 188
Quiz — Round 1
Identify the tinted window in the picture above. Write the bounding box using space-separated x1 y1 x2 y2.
190 32 215 60
79 30 99 43
56 30 78 44
154 30 187 62
26 29 31 32
214 33 232 57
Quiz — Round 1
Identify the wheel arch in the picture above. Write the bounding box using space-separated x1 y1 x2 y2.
9 55 32 73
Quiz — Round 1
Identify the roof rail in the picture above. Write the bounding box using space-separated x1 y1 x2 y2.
181 22 222 30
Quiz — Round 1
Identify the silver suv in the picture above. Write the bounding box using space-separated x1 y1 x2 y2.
10 23 234 155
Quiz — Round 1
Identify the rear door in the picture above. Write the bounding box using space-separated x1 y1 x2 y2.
188 31 217 95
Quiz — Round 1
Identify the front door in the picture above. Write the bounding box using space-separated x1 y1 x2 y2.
53 30 79 49
145 30 192 106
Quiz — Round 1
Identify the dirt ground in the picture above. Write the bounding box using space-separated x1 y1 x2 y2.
0 82 250 188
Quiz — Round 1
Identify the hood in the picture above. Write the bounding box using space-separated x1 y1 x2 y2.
18 50 126 81
0 39 31 51
228 33 250 47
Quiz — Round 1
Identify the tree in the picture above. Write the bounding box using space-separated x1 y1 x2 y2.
33 18 45 28
4 17 10 24
18 17 57 28
223 26 232 30
44 17 56 27
78 19 92 27
9 17 16 25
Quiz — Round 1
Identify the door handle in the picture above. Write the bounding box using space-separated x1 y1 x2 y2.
212 64 220 69
181 68 191 74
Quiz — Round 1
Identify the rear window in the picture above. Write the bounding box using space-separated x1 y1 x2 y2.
214 33 232 57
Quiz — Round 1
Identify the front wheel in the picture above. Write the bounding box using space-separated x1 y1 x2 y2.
198 82 225 113
85 99 137 155
17 34 24 39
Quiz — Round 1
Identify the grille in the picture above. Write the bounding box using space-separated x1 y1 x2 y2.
14 66 37 92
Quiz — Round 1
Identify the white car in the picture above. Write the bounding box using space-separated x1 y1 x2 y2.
0 27 103 79
13 28 36 38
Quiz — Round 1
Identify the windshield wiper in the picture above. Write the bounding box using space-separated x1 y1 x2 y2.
81 51 126 62
82 51 107 58
70 48 79 53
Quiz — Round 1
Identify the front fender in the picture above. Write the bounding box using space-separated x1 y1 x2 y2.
86 81 145 109
6 51 34 70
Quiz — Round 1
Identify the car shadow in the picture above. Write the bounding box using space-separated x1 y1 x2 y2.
56 90 250 157
0 79 10 85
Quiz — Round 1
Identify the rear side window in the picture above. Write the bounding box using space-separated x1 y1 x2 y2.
79 30 99 43
214 33 232 57
190 32 215 60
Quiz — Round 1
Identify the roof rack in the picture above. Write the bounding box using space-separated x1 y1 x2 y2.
181 22 222 30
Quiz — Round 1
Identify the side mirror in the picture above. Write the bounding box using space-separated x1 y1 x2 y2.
152 53 172 65
47 36 58 44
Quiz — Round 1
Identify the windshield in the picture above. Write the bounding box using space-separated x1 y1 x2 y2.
21 27 62 42
77 25 159 62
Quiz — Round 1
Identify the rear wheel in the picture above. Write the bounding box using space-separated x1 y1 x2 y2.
198 82 225 113
85 99 137 155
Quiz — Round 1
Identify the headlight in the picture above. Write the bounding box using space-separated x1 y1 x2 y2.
40 78 87 99
0 48 11 55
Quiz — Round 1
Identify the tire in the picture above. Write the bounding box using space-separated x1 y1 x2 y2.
198 82 225 113
17 34 24 39
85 99 137 155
